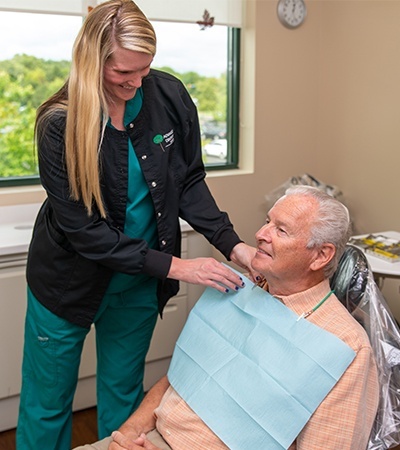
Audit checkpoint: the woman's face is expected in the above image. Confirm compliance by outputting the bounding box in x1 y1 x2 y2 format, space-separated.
103 47 153 105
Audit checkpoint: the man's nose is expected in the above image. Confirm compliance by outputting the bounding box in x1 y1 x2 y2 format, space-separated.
256 223 272 241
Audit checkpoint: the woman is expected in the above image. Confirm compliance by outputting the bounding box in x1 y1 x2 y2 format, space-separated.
16 1 257 449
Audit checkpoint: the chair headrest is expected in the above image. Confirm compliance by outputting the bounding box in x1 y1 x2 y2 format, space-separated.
330 244 369 311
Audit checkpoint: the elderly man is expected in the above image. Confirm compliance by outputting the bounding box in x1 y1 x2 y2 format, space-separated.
76 186 379 450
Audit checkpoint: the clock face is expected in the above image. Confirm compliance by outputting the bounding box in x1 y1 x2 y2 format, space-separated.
277 0 307 29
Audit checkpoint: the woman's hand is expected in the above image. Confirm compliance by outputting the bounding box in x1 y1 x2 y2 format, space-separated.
168 256 245 293
229 242 262 282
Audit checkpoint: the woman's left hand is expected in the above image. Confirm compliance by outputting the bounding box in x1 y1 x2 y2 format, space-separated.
229 242 262 282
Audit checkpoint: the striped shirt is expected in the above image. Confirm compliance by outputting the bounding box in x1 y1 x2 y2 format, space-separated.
154 280 379 449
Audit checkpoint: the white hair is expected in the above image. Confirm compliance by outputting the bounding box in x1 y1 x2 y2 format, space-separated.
281 185 352 278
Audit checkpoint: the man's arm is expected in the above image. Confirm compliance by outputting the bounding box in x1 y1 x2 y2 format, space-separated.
109 376 170 450
296 346 379 450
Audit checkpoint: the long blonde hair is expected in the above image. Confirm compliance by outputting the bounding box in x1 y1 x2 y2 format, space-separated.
36 0 156 217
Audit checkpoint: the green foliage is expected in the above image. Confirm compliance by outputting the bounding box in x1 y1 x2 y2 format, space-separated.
0 55 226 180
154 65 226 121
0 54 70 178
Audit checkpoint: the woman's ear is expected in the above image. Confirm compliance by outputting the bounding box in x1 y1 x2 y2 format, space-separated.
310 243 336 272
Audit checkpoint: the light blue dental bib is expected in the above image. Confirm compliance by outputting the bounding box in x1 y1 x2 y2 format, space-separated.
168 273 355 450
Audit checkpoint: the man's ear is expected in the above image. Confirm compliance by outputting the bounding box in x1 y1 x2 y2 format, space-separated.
310 243 336 272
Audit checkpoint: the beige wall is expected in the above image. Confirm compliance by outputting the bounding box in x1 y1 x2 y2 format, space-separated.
208 0 400 316
209 0 400 240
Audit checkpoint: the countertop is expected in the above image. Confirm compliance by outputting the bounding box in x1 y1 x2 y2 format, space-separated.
0 202 192 258
0 203 41 257
352 231 400 278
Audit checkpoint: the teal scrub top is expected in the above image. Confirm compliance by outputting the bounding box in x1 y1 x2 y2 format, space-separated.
106 89 158 294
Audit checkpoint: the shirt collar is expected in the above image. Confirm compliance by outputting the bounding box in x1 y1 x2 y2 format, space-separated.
274 279 333 317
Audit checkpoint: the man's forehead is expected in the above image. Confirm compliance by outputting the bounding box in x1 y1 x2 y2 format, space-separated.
274 194 317 213
270 195 317 231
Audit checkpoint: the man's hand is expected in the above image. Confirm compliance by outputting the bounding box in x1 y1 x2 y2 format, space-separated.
110 431 161 450
107 376 170 450
108 426 143 450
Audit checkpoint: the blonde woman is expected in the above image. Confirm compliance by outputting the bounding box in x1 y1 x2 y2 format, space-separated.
16 1 258 448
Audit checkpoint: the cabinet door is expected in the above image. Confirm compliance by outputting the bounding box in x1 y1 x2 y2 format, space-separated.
146 234 189 363
0 259 97 426
0 260 97 396
146 292 188 363
0 262 26 399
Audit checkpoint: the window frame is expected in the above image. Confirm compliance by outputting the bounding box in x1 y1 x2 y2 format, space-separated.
0 13 240 187
206 27 240 172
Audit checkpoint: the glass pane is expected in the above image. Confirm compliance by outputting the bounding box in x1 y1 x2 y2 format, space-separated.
0 11 81 180
152 21 228 165
0 12 230 182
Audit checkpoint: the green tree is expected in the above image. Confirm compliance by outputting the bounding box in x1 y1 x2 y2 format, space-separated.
0 54 69 178
0 56 227 180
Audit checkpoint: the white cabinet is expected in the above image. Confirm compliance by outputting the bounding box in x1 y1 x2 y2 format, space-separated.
0 256 27 431
0 227 212 432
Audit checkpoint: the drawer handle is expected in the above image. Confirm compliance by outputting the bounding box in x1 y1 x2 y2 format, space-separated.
163 303 178 313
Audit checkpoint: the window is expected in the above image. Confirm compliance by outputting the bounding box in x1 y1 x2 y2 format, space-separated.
0 11 82 186
0 7 240 186
152 22 240 170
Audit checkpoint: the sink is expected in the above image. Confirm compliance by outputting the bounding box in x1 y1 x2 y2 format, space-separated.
14 225 34 231
0 203 41 256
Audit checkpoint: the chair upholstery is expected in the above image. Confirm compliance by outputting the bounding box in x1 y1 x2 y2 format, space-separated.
330 244 400 450
330 244 369 313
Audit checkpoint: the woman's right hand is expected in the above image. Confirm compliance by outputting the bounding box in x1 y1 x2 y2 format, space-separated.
167 257 245 293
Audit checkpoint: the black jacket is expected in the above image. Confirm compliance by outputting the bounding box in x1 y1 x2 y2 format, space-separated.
27 69 242 328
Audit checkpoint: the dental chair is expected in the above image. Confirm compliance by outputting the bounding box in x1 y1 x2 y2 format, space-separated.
330 244 400 450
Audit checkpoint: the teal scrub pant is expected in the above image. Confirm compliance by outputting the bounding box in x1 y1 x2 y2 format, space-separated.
16 279 158 450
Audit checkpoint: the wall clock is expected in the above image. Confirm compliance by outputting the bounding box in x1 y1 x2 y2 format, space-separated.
277 0 307 29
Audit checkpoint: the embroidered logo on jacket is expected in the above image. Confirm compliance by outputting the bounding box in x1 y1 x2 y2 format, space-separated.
153 129 174 152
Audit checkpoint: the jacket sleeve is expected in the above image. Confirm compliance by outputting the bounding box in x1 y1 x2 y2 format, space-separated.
175 84 243 260
37 113 171 279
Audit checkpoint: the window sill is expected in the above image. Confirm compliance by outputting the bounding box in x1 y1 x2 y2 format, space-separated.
206 167 253 178
0 185 46 207
0 165 254 208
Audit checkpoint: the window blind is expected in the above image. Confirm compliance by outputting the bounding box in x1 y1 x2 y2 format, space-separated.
133 0 242 27
0 0 84 16
0 0 243 27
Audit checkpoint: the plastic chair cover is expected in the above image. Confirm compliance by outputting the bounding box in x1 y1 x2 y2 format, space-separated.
330 245 400 449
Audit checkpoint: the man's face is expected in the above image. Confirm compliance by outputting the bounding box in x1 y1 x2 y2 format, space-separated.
252 194 320 287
